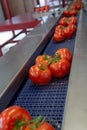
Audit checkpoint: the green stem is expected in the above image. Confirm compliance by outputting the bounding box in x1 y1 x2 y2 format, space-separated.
13 116 44 130
53 53 61 62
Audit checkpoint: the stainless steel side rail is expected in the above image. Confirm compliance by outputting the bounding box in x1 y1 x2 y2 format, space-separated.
62 10 87 130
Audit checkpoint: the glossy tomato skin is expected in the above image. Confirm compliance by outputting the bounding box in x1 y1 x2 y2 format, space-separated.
35 55 52 66
55 25 65 32
70 9 77 16
64 26 74 39
63 10 70 17
29 64 52 85
55 48 72 63
76 2 82 10
0 106 32 130
53 29 66 42
71 3 77 9
59 17 68 26
49 58 70 78
36 122 55 130
64 24 77 39
44 5 50 11
35 55 48 66
68 24 77 33
68 16 77 25
23 122 55 130
40 6 45 12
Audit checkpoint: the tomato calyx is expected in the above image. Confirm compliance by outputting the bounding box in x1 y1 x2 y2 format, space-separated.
13 118 26 130
43 54 51 60
53 54 61 63
43 54 53 66
13 116 44 130
40 64 46 70
35 54 53 67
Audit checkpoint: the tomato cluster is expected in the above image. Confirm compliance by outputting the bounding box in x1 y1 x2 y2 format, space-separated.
29 48 72 85
34 5 50 13
53 0 83 43
53 16 77 42
0 106 55 130
59 16 77 26
63 1 83 17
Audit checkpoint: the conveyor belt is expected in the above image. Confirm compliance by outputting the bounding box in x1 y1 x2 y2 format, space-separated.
8 24 76 130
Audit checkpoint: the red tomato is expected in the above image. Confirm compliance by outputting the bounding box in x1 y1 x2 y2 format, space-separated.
53 29 66 42
35 54 52 66
29 64 52 85
36 122 55 130
68 16 77 25
44 5 50 11
76 2 82 10
71 3 77 9
64 26 73 39
23 122 55 130
63 10 70 17
0 106 32 130
40 6 45 12
55 25 65 32
64 24 77 39
69 9 77 16
68 24 77 33
49 58 70 78
59 17 68 26
77 4 81 9
55 48 72 63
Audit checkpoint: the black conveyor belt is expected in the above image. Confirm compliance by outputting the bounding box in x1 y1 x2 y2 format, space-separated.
8 15 79 129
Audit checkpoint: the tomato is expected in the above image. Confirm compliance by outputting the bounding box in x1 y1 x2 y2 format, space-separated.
71 3 77 9
0 106 32 130
59 17 68 26
29 64 52 85
68 16 77 25
55 48 72 63
23 122 55 130
40 6 45 12
64 8 77 16
55 25 65 32
64 24 77 39
63 10 70 17
53 29 66 42
44 5 50 11
77 4 82 9
68 24 77 33
69 9 77 16
35 54 52 66
64 26 73 39
36 122 55 130
49 58 70 78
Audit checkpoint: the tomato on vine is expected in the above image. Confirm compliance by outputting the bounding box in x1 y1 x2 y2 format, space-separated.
29 64 52 85
35 54 52 66
0 106 32 130
49 54 70 78
53 29 66 42
55 48 72 64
